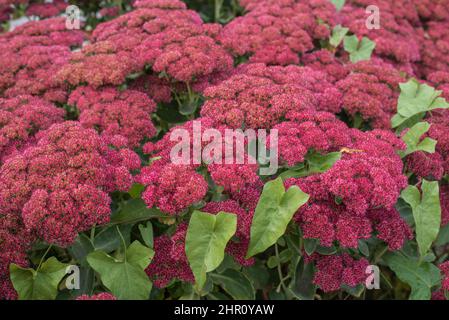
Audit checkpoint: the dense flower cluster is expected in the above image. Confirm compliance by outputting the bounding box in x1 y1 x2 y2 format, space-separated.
418 21 449 78
287 129 411 250
57 0 233 88
0 95 65 163
0 18 84 102
275 111 350 166
26 0 66 18
0 215 33 300
336 59 404 129
301 50 349 83
201 63 342 129
0 122 140 247
406 111 449 180
138 117 260 214
145 223 194 288
68 86 157 147
340 0 422 74
220 0 338 65
308 253 369 292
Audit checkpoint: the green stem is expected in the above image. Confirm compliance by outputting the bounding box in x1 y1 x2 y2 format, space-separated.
214 0 223 22
275 243 287 293
37 245 53 271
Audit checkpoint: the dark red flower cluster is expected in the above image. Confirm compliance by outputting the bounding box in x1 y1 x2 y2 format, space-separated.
220 0 338 65
406 110 449 180
57 0 233 88
0 121 140 247
0 95 65 163
275 111 350 166
308 253 369 292
0 18 84 102
340 0 422 74
0 215 33 300
301 49 349 83
287 129 410 250
413 0 449 22
419 21 449 77
201 63 342 129
145 223 194 288
336 59 405 129
68 86 157 147
138 117 260 214
26 0 66 18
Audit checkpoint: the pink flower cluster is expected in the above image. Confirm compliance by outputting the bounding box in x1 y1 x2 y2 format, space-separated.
419 21 449 77
0 95 65 163
308 253 369 292
26 0 66 18
0 18 84 102
0 121 140 247
336 59 404 129
145 223 194 288
57 0 233 88
406 110 449 180
275 111 350 166
220 0 338 65
286 129 411 250
301 50 349 83
340 0 422 74
201 63 342 129
0 215 33 300
138 117 260 214
68 86 157 147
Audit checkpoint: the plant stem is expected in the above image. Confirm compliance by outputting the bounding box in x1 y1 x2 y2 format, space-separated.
37 244 53 271
275 243 287 293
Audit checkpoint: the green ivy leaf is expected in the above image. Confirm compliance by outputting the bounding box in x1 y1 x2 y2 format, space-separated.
87 241 154 300
344 35 376 63
110 199 165 224
288 259 316 300
243 262 270 290
68 234 94 267
10 257 67 300
392 79 449 129
139 221 154 249
210 270 255 300
435 224 449 246
358 240 370 257
399 122 437 158
330 0 345 11
330 25 349 47
384 251 441 300
304 238 319 255
307 151 342 173
128 183 145 199
93 224 133 253
280 152 341 179
246 177 309 258
185 211 237 290
401 180 441 257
